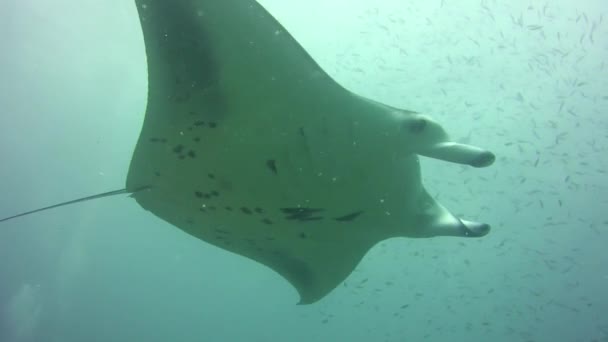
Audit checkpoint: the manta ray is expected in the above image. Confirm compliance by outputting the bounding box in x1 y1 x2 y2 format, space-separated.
1 0 495 304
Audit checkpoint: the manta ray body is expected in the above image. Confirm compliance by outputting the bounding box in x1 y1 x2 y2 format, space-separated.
2 0 495 304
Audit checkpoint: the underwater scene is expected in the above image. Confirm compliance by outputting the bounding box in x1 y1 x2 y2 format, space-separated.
0 0 606 341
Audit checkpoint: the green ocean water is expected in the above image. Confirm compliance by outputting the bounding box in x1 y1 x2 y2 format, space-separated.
0 0 607 341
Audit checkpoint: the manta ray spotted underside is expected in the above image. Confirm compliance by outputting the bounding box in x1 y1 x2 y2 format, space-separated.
1 0 495 304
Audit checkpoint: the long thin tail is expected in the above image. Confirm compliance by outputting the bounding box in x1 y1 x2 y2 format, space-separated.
0 186 150 223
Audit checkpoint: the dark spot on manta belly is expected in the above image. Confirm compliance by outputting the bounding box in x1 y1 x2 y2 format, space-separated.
266 159 278 175
261 218 273 225
281 208 325 221
334 210 364 222
241 207 253 215
188 150 196 158
280 208 324 214
173 145 184 154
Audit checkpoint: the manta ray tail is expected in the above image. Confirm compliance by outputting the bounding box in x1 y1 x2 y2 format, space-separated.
0 186 151 223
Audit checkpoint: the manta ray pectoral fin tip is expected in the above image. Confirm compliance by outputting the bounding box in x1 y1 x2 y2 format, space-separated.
296 294 322 305
293 285 325 305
